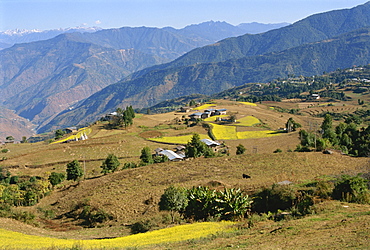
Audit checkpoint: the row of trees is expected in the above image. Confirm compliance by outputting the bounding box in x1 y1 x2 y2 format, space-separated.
298 114 370 156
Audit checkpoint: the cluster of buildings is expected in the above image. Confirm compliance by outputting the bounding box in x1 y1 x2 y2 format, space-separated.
154 138 221 161
187 108 227 120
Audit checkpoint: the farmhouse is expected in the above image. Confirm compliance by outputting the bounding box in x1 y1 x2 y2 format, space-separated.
180 106 192 113
311 94 320 99
214 109 227 115
189 112 203 120
201 139 221 151
154 148 164 155
158 149 184 161
65 127 78 133
201 112 211 119
189 108 228 120
174 145 186 152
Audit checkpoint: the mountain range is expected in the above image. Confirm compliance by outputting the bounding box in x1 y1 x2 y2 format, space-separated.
1 21 290 139
39 1 370 132
0 22 289 50
1 2 370 138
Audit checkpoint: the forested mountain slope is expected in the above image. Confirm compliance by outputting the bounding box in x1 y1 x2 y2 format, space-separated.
40 27 370 132
128 1 370 80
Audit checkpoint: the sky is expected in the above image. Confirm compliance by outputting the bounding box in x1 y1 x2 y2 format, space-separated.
0 0 368 31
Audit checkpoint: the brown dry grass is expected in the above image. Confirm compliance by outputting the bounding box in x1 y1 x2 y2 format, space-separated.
161 201 370 250
1 99 370 244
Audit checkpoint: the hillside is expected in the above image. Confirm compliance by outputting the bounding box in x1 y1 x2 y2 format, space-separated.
0 97 369 248
0 107 35 140
0 27 102 50
128 1 370 80
1 21 262 138
41 27 370 132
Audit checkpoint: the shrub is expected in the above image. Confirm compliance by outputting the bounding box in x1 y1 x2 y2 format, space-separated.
1 149 9 153
153 155 169 163
159 186 188 222
12 211 36 225
49 172 65 186
253 184 296 213
332 174 370 204
122 162 138 169
295 194 314 216
79 204 113 227
183 186 218 221
215 188 253 220
182 186 252 221
273 148 283 153
236 144 246 155
131 219 153 234
314 180 334 199
9 176 19 184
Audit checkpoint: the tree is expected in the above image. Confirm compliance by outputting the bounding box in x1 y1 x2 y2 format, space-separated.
321 114 333 134
285 117 301 132
21 136 28 143
189 100 196 107
111 106 135 128
5 136 14 142
49 172 65 186
321 114 337 145
236 144 246 155
66 160 83 181
159 186 188 223
140 147 153 165
228 113 237 123
185 133 210 158
101 154 120 174
332 175 370 204
54 129 65 139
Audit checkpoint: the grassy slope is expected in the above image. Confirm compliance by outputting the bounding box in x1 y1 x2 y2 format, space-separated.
1 99 370 248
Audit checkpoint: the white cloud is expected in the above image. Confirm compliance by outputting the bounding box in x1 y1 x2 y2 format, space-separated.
95 20 102 25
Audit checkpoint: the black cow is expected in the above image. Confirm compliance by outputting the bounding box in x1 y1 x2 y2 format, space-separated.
242 174 251 179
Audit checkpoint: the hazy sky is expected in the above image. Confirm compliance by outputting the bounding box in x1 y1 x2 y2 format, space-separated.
0 0 368 31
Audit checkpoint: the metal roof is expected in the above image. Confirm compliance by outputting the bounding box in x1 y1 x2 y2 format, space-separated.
159 150 184 161
201 139 220 146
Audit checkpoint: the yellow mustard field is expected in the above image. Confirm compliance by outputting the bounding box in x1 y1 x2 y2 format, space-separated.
0 222 235 249
239 101 257 107
149 134 211 144
52 127 92 144
211 124 238 140
236 116 260 126
194 103 216 110
211 124 281 140
236 130 282 139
